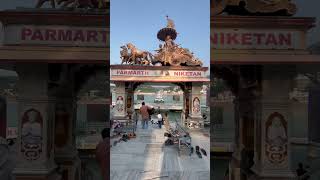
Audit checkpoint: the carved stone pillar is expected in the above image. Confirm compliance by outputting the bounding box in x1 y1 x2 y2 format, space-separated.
13 63 60 180
252 65 296 179
125 83 134 120
187 82 203 128
184 83 191 126
113 82 126 119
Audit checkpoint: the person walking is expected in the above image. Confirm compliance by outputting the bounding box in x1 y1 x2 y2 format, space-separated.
157 112 162 129
132 110 139 131
96 128 109 180
139 102 151 129
296 162 310 180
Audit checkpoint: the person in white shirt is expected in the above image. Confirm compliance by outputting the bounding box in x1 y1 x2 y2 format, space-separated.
157 112 162 129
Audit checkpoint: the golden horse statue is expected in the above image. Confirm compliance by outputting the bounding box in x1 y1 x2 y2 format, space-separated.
126 43 153 65
120 45 132 64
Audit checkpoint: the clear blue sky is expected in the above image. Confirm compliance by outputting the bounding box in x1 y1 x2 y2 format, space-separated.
110 0 210 66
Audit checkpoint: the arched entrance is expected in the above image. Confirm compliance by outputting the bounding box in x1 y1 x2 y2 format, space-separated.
110 15 210 179
111 65 209 129
132 82 185 123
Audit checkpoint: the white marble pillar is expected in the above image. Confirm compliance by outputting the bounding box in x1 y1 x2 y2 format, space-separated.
188 82 203 128
113 82 126 119
252 66 295 180
13 64 60 180
189 82 203 118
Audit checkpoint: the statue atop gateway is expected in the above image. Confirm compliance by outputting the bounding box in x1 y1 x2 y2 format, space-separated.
212 0 297 16
120 16 203 67
35 0 108 10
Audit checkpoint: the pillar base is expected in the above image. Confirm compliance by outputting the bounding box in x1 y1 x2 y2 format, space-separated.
251 165 295 180
55 156 81 180
308 142 320 158
112 116 128 120
14 168 61 180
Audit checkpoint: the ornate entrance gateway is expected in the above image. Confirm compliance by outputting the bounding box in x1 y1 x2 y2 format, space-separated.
211 1 320 180
0 4 109 180
111 65 208 128
111 18 209 129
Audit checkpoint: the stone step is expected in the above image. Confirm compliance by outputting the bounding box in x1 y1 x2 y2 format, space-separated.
110 170 210 180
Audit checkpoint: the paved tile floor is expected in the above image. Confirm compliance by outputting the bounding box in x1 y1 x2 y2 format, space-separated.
110 121 210 180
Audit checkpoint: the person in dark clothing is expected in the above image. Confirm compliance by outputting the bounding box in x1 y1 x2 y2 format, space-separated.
296 162 309 180
140 102 152 129
96 128 109 180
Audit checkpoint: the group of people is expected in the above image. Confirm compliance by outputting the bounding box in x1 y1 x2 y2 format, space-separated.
133 102 164 129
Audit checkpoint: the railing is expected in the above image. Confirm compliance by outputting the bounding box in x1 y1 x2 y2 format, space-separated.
133 103 183 110
164 117 192 153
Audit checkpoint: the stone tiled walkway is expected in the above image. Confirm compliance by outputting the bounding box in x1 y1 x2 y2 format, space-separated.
110 121 210 180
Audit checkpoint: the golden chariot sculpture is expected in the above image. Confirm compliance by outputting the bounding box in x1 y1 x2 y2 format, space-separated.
120 16 203 67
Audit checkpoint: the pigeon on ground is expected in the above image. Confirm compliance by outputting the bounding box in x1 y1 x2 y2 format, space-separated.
195 146 202 158
200 148 207 156
189 147 194 156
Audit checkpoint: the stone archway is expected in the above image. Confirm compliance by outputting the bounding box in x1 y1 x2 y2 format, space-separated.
111 65 209 129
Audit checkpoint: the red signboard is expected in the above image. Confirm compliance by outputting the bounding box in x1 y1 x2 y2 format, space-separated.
21 27 107 43
113 69 204 78
211 29 304 50
4 25 108 47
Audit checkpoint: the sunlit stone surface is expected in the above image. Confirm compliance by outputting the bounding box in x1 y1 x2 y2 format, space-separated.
110 121 210 180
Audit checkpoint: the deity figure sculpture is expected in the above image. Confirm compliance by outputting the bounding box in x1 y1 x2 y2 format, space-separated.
265 113 288 164
22 110 42 145
166 15 175 29
193 97 201 114
21 109 43 160
267 117 287 146
164 35 176 51
116 96 124 113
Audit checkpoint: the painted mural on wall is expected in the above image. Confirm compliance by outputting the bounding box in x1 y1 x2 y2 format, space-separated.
21 109 43 161
265 112 288 165
115 96 124 113
192 97 201 114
